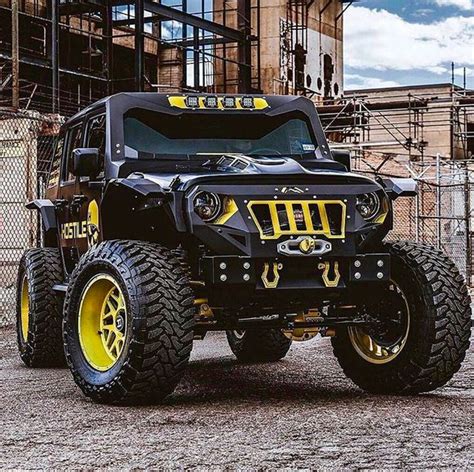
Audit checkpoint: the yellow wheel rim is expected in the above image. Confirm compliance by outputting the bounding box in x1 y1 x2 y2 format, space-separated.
78 274 127 371
20 275 29 341
348 282 410 365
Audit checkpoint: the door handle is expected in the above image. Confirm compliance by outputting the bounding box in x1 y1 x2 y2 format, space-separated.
71 194 88 207
54 199 68 209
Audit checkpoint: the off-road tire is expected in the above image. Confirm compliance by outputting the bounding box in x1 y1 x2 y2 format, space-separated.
332 241 471 394
16 248 65 367
227 329 292 362
63 240 195 404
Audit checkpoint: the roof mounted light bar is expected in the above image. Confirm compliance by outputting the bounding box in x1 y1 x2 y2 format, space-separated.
168 95 269 110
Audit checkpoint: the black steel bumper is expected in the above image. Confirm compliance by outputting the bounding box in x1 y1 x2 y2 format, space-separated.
200 253 390 290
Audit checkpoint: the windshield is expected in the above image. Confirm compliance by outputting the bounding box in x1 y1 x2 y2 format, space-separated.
123 110 317 158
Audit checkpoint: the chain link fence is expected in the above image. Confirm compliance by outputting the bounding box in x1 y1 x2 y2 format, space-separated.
0 111 472 327
0 110 63 326
354 154 473 286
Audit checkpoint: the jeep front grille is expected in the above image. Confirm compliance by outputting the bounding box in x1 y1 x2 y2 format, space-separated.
247 200 346 240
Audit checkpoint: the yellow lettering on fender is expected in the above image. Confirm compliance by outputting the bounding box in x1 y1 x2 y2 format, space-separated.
60 221 88 240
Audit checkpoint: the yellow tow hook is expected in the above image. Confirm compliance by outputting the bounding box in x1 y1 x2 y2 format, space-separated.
261 262 283 289
318 261 340 288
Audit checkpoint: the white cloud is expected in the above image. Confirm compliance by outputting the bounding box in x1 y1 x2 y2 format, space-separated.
433 0 473 10
344 73 400 90
344 7 474 73
426 65 474 75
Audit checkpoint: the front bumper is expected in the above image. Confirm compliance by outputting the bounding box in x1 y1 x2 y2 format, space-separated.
200 253 390 291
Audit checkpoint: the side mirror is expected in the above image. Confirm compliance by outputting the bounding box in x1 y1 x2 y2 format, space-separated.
73 148 99 178
331 149 351 172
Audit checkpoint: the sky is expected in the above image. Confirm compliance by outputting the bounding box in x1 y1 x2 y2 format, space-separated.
344 0 474 90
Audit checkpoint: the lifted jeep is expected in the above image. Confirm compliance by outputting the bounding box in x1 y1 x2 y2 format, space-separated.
17 93 471 404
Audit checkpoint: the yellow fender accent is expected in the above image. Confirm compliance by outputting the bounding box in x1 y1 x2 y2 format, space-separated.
86 199 100 248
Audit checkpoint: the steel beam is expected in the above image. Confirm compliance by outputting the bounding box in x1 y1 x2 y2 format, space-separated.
105 1 114 95
237 0 251 93
11 0 19 108
165 37 235 48
135 0 145 91
111 1 244 42
193 27 200 89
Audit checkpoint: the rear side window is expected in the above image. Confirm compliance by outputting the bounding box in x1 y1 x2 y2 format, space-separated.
48 135 64 188
86 114 106 177
62 124 82 183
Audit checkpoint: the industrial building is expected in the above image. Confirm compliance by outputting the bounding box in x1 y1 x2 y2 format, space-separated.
0 0 348 115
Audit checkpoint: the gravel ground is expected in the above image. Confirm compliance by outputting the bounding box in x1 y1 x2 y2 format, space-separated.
1 325 473 470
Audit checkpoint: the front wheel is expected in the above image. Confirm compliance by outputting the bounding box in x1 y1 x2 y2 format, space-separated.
63 240 195 404
332 241 471 394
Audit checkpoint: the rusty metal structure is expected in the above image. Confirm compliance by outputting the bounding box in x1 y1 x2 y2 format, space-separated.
1 0 261 115
0 0 350 115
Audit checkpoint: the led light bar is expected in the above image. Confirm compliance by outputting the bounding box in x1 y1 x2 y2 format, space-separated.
240 96 254 108
168 95 269 110
185 95 199 108
205 96 219 108
222 96 236 108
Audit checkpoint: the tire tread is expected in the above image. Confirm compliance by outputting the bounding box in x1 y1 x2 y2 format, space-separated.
63 240 194 404
332 240 471 394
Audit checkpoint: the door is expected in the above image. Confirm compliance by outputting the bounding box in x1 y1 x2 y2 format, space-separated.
57 122 84 274
75 113 106 255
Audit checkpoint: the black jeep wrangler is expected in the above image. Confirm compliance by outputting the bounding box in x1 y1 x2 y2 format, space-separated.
18 93 471 404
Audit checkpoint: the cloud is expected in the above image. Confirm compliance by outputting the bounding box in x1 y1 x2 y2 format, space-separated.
432 0 473 10
344 73 400 90
426 65 474 75
344 7 474 73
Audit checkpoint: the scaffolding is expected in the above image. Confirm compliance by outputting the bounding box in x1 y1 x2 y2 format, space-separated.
318 85 474 164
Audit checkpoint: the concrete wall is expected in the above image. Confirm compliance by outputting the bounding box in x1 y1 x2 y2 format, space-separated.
212 0 343 97
261 0 343 99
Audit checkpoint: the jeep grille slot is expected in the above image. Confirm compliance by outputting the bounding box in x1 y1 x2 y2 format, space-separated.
247 200 346 240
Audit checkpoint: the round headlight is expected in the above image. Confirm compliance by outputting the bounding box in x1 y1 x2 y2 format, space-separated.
193 191 222 222
356 192 381 221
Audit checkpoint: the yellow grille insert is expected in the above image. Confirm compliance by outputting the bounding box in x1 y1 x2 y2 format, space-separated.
247 200 346 240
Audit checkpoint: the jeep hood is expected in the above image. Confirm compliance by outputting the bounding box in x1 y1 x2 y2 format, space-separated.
122 154 378 192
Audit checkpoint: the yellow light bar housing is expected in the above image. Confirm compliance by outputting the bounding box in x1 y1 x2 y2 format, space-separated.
168 95 269 111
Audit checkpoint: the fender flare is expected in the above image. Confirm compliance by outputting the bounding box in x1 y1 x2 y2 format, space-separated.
26 199 57 232
382 178 417 200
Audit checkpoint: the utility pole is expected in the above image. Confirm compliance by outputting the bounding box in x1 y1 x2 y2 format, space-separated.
11 0 19 108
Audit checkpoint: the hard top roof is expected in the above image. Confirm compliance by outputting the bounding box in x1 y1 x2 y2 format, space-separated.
64 92 314 127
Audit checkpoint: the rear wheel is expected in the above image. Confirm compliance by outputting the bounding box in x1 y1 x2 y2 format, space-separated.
227 328 292 362
332 241 472 394
16 248 65 367
63 240 195 404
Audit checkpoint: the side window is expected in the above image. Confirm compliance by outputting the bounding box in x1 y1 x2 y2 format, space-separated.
48 135 64 188
86 114 106 177
62 124 82 183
